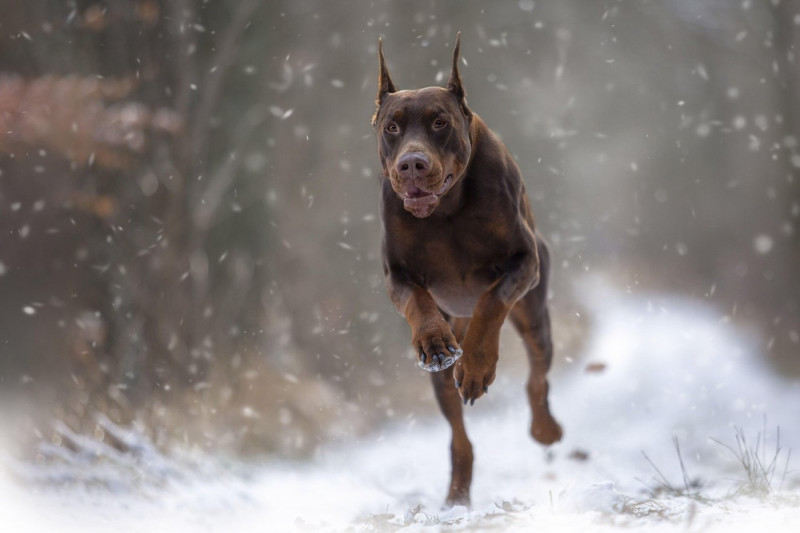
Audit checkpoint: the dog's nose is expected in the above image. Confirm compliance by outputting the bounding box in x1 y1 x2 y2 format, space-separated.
396 152 430 180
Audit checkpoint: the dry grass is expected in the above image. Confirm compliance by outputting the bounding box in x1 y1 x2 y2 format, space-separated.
639 437 706 502
710 420 792 496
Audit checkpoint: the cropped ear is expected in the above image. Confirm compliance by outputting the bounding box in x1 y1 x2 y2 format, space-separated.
447 32 471 119
376 38 396 106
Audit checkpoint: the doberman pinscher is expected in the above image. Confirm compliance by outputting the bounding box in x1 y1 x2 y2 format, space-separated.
372 33 563 506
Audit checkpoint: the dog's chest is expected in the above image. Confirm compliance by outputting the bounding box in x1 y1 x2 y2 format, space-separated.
408 223 510 317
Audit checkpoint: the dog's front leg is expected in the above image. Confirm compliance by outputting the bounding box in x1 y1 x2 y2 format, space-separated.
385 271 463 372
454 251 540 404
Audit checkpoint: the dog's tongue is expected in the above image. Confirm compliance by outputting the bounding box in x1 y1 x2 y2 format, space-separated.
403 194 439 218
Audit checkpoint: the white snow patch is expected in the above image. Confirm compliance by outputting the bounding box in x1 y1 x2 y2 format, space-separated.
3 280 799 532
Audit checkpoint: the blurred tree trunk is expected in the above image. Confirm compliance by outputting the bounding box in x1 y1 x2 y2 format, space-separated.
0 0 273 432
769 1 800 370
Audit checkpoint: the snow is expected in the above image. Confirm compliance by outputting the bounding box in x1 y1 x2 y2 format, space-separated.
2 280 799 532
754 235 774 254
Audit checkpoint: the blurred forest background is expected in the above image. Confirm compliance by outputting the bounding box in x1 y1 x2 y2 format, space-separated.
0 0 798 458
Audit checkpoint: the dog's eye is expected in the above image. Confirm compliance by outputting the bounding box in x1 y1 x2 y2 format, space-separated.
433 119 447 129
385 122 398 133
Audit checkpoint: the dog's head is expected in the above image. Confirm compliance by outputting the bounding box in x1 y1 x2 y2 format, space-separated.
372 33 473 218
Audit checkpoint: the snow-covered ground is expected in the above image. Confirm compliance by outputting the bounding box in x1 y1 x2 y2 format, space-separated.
2 283 799 532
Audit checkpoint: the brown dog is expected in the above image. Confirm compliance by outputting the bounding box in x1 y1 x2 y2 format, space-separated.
372 33 563 506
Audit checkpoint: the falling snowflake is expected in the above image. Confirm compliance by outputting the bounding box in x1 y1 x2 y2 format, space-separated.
269 106 294 119
518 0 535 12
754 235 773 254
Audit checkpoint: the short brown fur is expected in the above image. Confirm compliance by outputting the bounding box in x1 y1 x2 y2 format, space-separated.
373 33 562 506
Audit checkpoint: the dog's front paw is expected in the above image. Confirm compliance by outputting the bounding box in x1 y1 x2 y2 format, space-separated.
453 350 497 405
412 320 462 372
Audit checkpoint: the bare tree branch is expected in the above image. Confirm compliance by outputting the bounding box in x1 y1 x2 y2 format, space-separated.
193 103 269 230
167 0 199 173
190 0 263 165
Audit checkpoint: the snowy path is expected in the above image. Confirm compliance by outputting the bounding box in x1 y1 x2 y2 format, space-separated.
3 287 800 532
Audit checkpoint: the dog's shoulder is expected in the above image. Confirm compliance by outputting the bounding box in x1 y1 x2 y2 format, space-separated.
465 116 526 209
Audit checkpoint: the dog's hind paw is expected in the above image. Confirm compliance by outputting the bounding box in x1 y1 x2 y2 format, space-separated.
418 346 462 372
531 415 563 445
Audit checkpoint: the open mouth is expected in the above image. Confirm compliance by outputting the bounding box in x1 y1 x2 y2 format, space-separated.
435 174 454 195
402 174 453 218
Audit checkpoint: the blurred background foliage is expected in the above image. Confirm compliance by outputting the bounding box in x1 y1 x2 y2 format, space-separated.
0 0 797 458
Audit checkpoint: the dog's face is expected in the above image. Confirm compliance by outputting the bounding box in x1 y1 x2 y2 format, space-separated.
372 34 473 218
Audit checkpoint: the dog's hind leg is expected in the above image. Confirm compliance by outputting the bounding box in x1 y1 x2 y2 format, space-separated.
509 240 563 445
431 316 473 507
